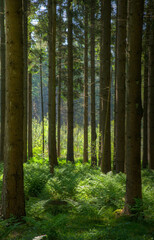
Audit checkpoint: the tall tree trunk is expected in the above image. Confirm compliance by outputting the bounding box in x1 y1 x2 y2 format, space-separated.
67 0 74 163
115 0 127 173
2 0 25 219
148 1 154 170
57 0 62 158
28 72 33 160
40 48 45 157
100 0 111 173
48 0 58 173
0 0 5 163
90 0 97 167
143 1 151 168
23 0 28 162
124 0 144 214
83 2 89 164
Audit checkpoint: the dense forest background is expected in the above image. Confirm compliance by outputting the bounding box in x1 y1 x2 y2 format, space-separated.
0 0 154 239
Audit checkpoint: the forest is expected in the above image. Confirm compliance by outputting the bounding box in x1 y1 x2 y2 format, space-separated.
0 0 154 239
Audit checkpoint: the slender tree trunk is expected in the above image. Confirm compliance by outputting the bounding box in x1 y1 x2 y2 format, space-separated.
2 0 25 219
40 49 45 157
67 0 74 163
57 0 62 158
115 0 127 173
48 0 58 173
23 0 28 162
148 1 154 170
0 0 5 163
100 0 111 173
124 0 144 214
143 1 150 168
83 3 89 164
28 72 33 160
90 0 97 166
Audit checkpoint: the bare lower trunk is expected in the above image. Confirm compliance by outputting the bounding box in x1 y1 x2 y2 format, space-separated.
28 72 33 159
124 0 144 213
40 50 44 157
2 0 25 219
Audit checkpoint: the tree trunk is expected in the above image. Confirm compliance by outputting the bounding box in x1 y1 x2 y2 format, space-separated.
57 0 62 158
90 0 97 167
124 0 144 214
115 0 127 173
148 1 154 170
143 1 151 169
83 2 89 164
40 49 45 157
0 0 5 163
2 0 25 219
48 0 58 173
100 0 111 173
23 0 28 162
67 0 74 163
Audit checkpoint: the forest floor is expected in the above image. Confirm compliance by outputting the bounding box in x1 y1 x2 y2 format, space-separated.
0 159 154 240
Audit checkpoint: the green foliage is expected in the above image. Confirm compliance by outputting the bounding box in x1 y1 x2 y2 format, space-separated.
24 161 50 197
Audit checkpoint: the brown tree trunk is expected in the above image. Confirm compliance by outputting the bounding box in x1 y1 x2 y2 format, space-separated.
2 0 25 219
23 0 28 162
57 0 62 158
115 0 127 173
124 0 144 214
48 0 58 173
67 0 74 163
40 48 45 157
0 0 5 163
148 1 154 170
83 2 89 164
100 0 111 173
143 1 151 169
90 0 97 167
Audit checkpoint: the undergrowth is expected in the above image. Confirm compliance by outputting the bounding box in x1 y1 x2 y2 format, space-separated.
0 160 154 240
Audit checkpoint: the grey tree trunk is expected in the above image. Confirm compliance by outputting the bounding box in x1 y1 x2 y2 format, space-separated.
100 0 111 173
83 2 89 164
115 0 127 173
90 0 97 166
67 0 74 163
2 0 25 219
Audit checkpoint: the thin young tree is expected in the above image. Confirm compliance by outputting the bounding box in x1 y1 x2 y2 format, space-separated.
100 0 111 173
48 0 58 173
115 0 127 173
0 0 5 163
2 0 25 218
83 1 89 164
67 0 74 163
90 0 97 166
124 0 144 214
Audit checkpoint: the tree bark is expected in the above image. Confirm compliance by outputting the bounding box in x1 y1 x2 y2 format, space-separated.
148 1 154 170
143 1 151 169
28 72 33 160
0 0 5 163
83 2 89 164
90 0 97 167
67 0 74 163
100 0 111 173
124 0 144 213
115 0 127 173
57 0 62 158
2 0 25 218
48 0 58 173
